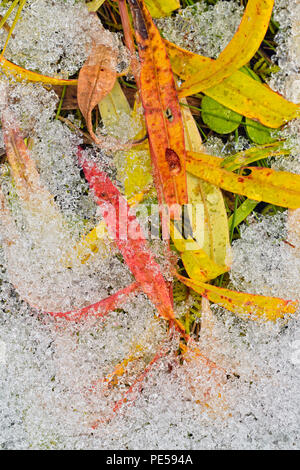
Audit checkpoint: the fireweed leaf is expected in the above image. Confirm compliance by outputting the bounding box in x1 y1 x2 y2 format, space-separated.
77 43 119 148
128 0 188 216
0 55 78 85
79 153 185 332
145 0 180 18
178 0 275 97
241 67 277 144
186 151 300 210
176 274 299 322
172 101 231 281
165 41 300 128
221 141 290 172
47 282 140 321
99 80 153 198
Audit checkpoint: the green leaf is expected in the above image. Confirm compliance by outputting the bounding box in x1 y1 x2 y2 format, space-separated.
241 67 277 144
201 95 242 134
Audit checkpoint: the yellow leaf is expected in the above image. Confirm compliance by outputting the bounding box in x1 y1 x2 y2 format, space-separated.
98 78 131 128
178 0 275 97
176 274 299 322
221 141 290 172
172 101 231 281
86 0 106 12
186 151 300 210
99 80 153 198
0 56 77 86
166 41 299 128
145 0 180 18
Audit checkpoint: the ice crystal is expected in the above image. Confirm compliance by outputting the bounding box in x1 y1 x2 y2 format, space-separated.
0 0 122 77
0 0 300 452
156 1 244 59
230 212 300 300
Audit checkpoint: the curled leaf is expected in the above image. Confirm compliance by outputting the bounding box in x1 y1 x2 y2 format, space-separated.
178 0 275 97
166 41 300 128
0 55 77 85
77 43 118 147
186 151 300 210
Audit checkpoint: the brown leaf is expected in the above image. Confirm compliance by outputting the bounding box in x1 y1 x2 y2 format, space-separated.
77 43 118 147
53 85 78 110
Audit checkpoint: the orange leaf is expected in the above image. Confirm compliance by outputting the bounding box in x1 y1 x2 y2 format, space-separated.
128 0 188 216
176 274 298 322
77 43 118 147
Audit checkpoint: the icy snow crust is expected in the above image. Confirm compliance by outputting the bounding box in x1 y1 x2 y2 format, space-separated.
0 0 300 450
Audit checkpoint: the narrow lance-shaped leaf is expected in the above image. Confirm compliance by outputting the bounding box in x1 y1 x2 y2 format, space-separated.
165 41 300 128
186 151 300 210
0 55 78 85
128 0 188 216
228 199 259 230
176 274 298 323
77 43 119 148
241 67 277 144
79 152 185 332
99 80 153 198
221 141 290 172
178 0 275 97
145 0 180 18
86 0 106 11
171 100 231 282
47 282 140 321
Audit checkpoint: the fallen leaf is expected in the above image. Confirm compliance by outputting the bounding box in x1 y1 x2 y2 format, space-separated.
128 0 188 216
98 80 153 198
242 67 277 143
221 141 290 172
176 273 299 322
0 55 77 85
77 43 118 147
165 41 300 128
186 151 300 209
171 100 231 281
79 152 185 332
47 282 140 321
86 0 106 12
145 0 180 18
178 0 275 97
